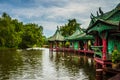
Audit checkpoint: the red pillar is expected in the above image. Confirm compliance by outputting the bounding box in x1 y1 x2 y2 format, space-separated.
84 42 88 50
50 42 52 48
62 42 64 51
56 41 58 48
72 42 74 49
56 41 59 51
97 37 100 46
78 41 80 50
102 38 107 61
49 42 53 51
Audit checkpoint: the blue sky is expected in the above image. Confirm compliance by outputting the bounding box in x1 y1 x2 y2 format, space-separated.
0 0 120 37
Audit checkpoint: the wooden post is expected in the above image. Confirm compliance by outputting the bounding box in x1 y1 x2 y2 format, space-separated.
50 42 53 50
86 41 88 50
94 36 98 46
55 41 58 51
96 62 102 69
49 42 53 51
62 41 65 52
50 42 51 48
96 69 103 80
72 42 74 49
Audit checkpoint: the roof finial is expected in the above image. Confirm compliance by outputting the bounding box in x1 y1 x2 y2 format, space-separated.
97 11 99 16
116 3 120 9
99 7 104 15
118 21 120 30
57 26 59 30
90 13 95 19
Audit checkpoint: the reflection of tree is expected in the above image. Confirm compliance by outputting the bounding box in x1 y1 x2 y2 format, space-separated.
79 56 84 67
0 49 43 79
82 56 95 80
51 52 96 80
64 57 80 76
22 50 42 69
0 49 23 79
48 52 95 80
49 51 53 61
52 52 80 76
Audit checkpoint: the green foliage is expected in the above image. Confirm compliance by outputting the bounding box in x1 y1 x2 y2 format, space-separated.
19 23 44 48
112 49 120 63
60 19 80 37
0 12 45 49
65 41 70 48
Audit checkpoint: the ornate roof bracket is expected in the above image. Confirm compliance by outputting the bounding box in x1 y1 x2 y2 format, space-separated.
99 31 108 39
90 13 95 19
119 21 120 30
97 11 99 16
116 3 120 9
99 7 104 15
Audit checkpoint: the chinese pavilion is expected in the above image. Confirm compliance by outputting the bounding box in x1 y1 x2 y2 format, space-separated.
48 27 65 51
66 25 94 54
86 3 120 68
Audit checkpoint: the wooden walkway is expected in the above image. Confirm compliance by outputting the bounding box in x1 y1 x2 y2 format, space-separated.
49 48 94 56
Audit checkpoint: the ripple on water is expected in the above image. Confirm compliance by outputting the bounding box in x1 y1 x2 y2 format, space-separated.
0 48 95 80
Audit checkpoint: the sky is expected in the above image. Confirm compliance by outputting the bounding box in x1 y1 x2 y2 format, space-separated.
0 0 120 37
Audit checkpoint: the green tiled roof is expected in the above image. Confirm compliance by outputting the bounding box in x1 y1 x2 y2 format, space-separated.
75 33 94 40
87 3 120 33
87 19 119 33
116 3 120 9
66 26 84 40
48 28 65 41
95 4 120 20
66 26 94 41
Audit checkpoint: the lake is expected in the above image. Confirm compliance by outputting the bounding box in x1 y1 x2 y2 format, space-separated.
0 48 95 80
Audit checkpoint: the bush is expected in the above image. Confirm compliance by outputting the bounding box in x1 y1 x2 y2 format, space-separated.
112 49 120 63
65 41 70 48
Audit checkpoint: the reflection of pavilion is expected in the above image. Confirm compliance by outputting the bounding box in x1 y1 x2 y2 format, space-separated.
49 51 95 80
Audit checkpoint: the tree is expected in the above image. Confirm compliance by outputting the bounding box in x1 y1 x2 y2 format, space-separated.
60 19 80 37
19 23 44 48
0 12 45 49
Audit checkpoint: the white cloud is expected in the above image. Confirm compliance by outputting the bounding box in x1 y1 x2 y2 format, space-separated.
0 0 120 37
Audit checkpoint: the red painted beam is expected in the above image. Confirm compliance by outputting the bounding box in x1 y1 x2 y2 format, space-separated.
94 58 112 65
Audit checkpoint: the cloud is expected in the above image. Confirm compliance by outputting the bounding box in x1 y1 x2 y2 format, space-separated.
0 0 120 37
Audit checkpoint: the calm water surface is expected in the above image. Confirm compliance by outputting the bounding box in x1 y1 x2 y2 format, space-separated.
0 48 95 80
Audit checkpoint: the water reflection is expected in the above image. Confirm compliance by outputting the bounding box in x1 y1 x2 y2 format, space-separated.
0 49 43 80
0 48 95 80
0 49 23 80
49 51 95 80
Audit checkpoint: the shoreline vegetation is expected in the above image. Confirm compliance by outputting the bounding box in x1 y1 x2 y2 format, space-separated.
0 12 78 49
0 12 46 49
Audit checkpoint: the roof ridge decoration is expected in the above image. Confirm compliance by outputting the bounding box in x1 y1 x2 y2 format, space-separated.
103 3 120 19
116 3 120 9
97 11 99 17
48 26 65 41
90 13 95 19
66 25 85 40
87 3 120 33
88 3 120 28
99 7 104 15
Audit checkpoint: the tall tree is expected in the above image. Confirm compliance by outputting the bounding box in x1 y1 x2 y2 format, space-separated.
0 12 45 49
60 19 80 37
19 23 44 48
